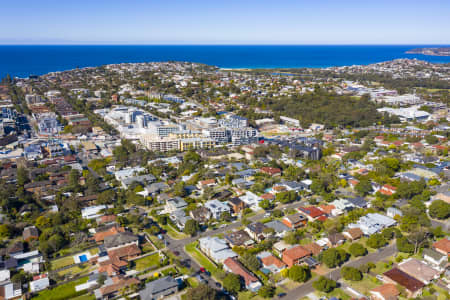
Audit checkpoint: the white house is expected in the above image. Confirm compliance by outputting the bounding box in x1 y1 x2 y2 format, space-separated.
198 237 237 263
29 275 50 292
239 191 262 211
81 205 107 219
204 200 230 219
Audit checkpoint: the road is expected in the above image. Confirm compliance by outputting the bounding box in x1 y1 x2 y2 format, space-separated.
161 200 306 290
282 243 397 300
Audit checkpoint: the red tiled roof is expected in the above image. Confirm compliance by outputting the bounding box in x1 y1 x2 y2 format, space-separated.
107 244 141 260
371 283 400 298
260 193 275 200
224 257 259 287
260 167 281 175
298 206 325 218
319 204 335 214
283 245 311 261
383 268 424 292
433 238 450 254
94 226 125 243
302 243 322 256
261 254 286 269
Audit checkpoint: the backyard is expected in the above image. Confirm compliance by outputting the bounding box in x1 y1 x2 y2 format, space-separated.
134 253 162 271
32 277 90 300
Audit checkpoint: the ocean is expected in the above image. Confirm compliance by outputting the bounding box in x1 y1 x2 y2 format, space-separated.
1 45 450 79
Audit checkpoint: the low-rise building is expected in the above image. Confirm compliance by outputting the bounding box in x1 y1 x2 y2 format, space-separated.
223 257 262 292
139 276 179 300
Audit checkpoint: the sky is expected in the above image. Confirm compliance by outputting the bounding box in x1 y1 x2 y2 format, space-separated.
1 0 449 45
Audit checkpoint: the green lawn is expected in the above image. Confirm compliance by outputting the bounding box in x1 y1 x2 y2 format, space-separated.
51 256 75 270
89 247 100 255
32 277 89 300
134 253 161 271
71 294 96 300
147 234 165 249
185 241 221 279
344 275 381 295
186 277 199 288
57 264 92 277
316 288 351 300
372 260 393 275
162 224 188 239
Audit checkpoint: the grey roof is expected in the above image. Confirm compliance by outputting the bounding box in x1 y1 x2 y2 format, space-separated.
347 197 367 208
247 222 267 235
139 276 178 300
146 182 169 194
103 232 138 249
167 197 187 209
265 220 292 233
423 248 446 261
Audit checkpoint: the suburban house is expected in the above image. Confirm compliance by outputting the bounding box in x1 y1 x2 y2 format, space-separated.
23 226 39 242
245 222 270 242
259 167 281 176
282 245 311 267
282 213 307 229
81 205 107 219
197 178 216 192
139 276 179 300
169 209 192 231
327 233 346 247
432 238 450 256
343 227 363 241
189 207 212 224
257 251 286 273
383 268 424 298
397 258 440 285
103 232 139 251
204 199 230 219
422 248 447 271
94 225 126 243
386 207 403 218
348 213 396 236
227 197 246 214
264 220 292 238
380 184 397 196
224 230 254 248
223 257 262 292
165 197 188 213
302 242 323 256
273 240 291 256
29 273 50 292
370 283 400 300
239 191 262 210
199 237 237 263
94 277 140 299
297 206 327 222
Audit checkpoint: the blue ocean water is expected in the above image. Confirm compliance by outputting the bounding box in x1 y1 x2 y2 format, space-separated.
1 45 450 79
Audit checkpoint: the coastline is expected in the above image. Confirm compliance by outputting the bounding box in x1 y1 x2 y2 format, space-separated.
2 45 450 78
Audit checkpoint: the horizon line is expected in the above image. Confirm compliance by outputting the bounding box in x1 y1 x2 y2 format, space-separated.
1 43 450 46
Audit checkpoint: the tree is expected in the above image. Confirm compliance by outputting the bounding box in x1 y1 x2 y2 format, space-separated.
174 181 187 197
185 284 224 300
259 199 274 210
366 233 387 249
17 167 29 186
429 200 450 220
349 243 367 257
242 253 260 272
223 273 241 294
355 179 372 196
184 219 199 236
276 191 297 204
319 248 348 268
396 237 414 254
0 224 11 238
258 285 275 298
288 265 310 282
341 266 363 281
313 276 336 293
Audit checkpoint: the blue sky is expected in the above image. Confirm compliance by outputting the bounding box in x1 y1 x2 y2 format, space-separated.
1 0 449 44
